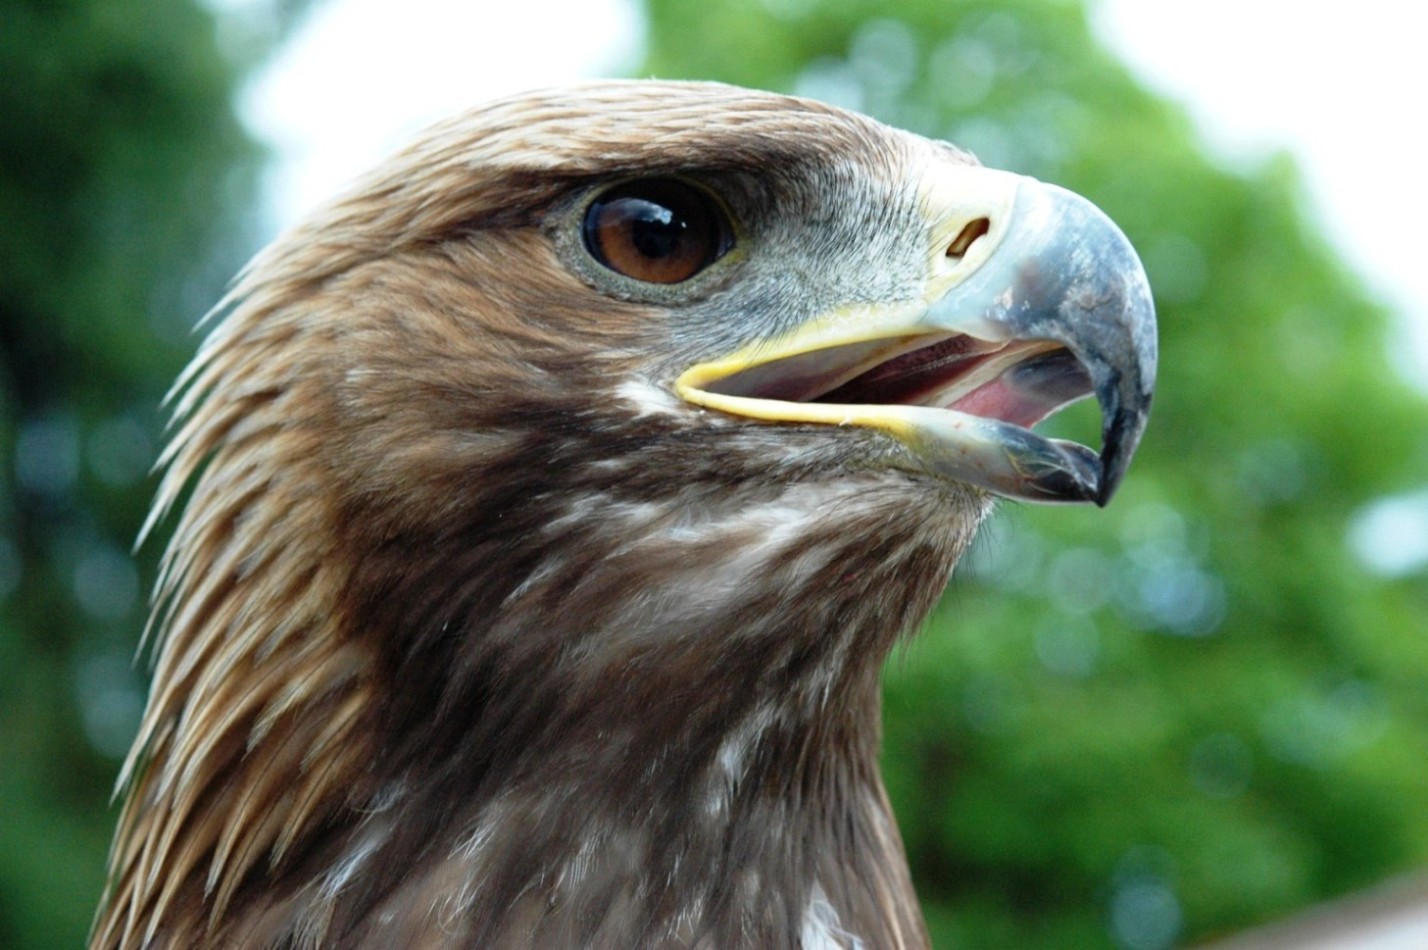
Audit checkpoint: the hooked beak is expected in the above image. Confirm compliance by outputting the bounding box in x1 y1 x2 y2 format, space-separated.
675 168 1157 506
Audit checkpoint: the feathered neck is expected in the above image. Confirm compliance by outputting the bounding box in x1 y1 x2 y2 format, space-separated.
314 474 972 948
100 425 981 948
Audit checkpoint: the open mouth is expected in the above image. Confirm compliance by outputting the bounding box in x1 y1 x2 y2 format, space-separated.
675 171 1155 506
699 333 1095 432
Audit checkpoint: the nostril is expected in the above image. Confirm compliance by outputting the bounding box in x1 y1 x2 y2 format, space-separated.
946 217 990 260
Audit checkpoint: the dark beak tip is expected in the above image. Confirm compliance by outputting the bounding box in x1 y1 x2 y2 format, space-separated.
1094 478 1117 508
1093 401 1151 507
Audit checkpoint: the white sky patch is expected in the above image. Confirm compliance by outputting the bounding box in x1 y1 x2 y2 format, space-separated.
1094 0 1428 390
1350 492 1428 577
227 0 643 227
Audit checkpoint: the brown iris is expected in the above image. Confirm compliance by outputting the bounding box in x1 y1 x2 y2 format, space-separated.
583 179 733 284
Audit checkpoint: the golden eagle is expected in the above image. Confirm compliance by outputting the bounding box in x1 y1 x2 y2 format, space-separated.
94 81 1155 948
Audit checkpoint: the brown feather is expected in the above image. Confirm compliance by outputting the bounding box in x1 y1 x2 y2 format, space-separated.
94 81 998 949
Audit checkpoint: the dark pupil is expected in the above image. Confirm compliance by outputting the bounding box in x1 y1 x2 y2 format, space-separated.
625 200 684 259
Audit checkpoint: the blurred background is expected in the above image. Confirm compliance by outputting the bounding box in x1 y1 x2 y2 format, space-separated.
2 0 1425 947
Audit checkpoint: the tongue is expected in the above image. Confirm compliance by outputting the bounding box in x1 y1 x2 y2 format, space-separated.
815 335 1002 404
948 349 1093 427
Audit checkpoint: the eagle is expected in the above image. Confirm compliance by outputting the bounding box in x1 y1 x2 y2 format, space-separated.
94 81 1155 949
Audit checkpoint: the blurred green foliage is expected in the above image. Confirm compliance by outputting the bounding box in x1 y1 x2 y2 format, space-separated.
4 0 1426 947
644 0 1428 946
0 0 277 944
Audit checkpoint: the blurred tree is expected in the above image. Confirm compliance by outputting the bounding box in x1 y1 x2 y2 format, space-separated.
642 1 1428 948
0 0 305 944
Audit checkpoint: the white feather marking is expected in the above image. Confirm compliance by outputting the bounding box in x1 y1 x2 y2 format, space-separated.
615 378 686 418
319 820 390 900
802 883 866 950
454 801 510 861
705 703 776 819
558 831 602 893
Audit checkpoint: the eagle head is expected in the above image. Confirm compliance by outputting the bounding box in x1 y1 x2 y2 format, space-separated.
96 81 1154 949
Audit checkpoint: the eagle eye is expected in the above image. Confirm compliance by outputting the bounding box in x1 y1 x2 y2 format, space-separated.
582 179 733 284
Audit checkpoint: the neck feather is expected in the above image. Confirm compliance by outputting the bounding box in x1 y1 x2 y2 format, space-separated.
100 414 984 948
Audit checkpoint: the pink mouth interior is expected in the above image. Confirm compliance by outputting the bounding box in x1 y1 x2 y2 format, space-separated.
703 333 1094 429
